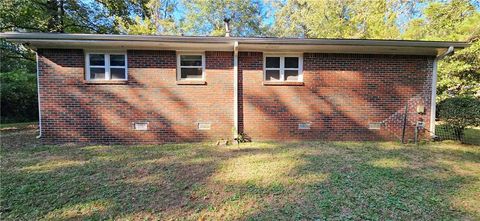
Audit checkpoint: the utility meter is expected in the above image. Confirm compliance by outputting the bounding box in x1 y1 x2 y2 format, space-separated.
416 121 425 129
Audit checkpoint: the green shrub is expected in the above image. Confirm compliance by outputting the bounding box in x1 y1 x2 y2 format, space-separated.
438 96 480 141
0 70 38 123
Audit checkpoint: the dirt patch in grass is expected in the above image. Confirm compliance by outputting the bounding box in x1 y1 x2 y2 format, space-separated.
1 132 479 220
1 129 40 149
0 122 38 131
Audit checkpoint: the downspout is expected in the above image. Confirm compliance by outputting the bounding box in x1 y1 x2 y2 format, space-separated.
233 41 239 139
430 46 454 135
35 52 42 139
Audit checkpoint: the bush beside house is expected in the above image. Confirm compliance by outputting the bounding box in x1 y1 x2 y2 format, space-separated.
0 70 38 123
438 96 480 142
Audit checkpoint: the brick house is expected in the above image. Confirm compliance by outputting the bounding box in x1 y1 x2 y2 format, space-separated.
1 32 468 144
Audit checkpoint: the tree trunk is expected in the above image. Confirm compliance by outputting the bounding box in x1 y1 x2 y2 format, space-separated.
46 0 65 32
454 127 465 142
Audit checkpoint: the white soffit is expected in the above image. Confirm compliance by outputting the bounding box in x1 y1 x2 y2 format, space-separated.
237 44 443 55
15 40 234 51
0 32 469 56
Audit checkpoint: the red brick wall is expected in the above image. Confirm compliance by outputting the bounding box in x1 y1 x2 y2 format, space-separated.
38 49 433 143
38 49 233 144
240 53 434 141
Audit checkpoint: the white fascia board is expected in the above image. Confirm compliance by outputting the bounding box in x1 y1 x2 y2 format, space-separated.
1 32 468 55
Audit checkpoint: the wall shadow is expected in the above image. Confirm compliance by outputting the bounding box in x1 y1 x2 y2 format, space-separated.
38 49 233 144
239 53 434 142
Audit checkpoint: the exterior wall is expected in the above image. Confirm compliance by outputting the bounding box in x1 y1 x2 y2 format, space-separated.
240 52 433 141
38 48 433 144
38 49 233 144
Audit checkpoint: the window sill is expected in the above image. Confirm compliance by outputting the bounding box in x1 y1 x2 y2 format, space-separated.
176 80 207 85
263 81 304 86
84 80 128 85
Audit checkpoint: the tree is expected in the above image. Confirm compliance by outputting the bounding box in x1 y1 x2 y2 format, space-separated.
273 0 419 39
0 70 38 123
402 0 480 101
438 97 480 141
273 0 354 38
0 0 122 72
114 0 179 35
0 0 132 122
180 0 269 37
403 0 479 41
438 38 480 100
0 0 119 34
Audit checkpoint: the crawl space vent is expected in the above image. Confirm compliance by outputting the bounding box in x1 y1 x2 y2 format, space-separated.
197 123 211 130
133 122 148 131
298 123 311 130
368 122 382 130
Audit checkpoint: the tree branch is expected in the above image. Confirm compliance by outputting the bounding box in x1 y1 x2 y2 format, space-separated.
0 25 44 32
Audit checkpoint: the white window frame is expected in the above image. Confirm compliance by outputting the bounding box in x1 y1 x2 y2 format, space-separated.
85 51 128 81
177 52 206 81
263 54 303 82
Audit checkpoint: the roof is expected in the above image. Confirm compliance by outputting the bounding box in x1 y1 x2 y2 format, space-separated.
0 32 470 56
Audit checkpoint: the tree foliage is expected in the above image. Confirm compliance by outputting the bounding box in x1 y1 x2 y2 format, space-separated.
438 96 480 140
181 0 269 37
403 0 479 41
113 0 179 35
0 0 118 34
0 70 38 123
438 39 480 100
272 0 479 102
400 0 480 101
439 97 480 128
272 0 420 39
0 0 121 72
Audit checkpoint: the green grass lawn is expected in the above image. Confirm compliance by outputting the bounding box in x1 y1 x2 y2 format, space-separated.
464 127 480 145
1 132 479 220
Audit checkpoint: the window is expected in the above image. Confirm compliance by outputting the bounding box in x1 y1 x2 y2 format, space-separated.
177 53 205 81
264 55 303 82
86 52 127 81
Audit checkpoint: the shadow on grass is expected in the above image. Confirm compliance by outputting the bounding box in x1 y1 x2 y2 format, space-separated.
245 142 479 220
1 141 479 220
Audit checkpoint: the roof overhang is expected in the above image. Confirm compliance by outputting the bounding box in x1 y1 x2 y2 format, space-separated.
0 32 470 56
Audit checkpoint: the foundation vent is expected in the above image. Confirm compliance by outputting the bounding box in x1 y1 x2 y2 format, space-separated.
368 122 383 130
197 122 211 130
133 122 148 131
298 123 311 130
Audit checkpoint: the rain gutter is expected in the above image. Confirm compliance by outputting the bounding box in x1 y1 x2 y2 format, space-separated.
430 46 454 135
233 41 239 139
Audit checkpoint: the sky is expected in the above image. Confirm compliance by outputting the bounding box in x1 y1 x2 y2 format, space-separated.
168 0 480 33
85 0 480 35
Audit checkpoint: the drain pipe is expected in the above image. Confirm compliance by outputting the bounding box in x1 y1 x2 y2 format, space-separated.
35 52 42 139
233 41 239 139
430 46 454 135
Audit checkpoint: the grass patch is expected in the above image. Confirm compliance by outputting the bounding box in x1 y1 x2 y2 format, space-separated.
0 121 38 137
0 121 37 129
464 128 480 145
1 132 479 220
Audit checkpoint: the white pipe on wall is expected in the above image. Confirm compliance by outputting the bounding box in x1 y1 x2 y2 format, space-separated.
233 41 239 138
430 46 454 135
35 52 42 139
